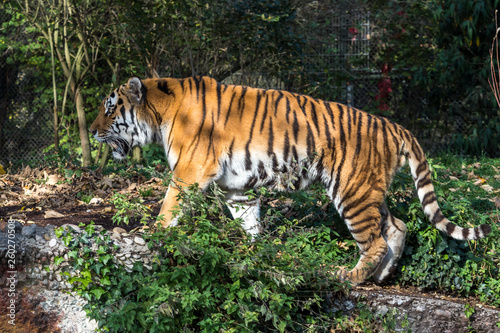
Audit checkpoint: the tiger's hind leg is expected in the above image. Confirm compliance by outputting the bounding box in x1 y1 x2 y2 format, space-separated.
372 202 407 283
337 201 389 285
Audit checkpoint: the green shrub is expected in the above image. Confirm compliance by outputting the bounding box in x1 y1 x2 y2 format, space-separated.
55 184 360 332
389 156 500 306
110 192 152 226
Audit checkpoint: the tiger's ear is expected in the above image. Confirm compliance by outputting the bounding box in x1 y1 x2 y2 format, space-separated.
126 77 143 104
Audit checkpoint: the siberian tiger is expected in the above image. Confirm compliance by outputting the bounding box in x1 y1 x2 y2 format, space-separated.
89 76 491 285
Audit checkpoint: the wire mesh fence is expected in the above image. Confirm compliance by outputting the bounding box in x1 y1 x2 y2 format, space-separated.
0 31 54 167
291 1 488 154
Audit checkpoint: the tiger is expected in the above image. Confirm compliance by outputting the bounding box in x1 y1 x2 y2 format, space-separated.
89 76 491 285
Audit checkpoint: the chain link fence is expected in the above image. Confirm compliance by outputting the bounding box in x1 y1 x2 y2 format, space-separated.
0 6 55 167
293 1 486 154
0 35 54 168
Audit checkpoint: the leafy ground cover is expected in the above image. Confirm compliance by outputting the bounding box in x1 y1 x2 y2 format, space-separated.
0 154 499 331
389 156 500 306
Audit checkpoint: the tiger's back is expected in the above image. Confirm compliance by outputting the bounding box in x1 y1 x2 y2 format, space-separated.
174 78 400 191
90 76 491 285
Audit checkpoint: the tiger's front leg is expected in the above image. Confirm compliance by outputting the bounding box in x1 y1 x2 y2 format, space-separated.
158 185 182 228
225 190 261 239
157 162 219 228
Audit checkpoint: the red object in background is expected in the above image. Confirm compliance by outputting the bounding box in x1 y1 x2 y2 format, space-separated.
348 27 358 42
375 64 392 111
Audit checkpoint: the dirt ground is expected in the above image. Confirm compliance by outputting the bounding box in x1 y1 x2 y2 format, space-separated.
0 165 164 232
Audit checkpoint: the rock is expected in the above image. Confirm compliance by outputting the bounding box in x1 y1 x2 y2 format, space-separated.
10 220 23 233
136 245 148 253
44 224 56 235
375 305 389 316
22 225 37 237
63 224 82 233
89 197 104 205
44 210 65 219
123 237 133 245
103 206 115 214
344 300 355 311
134 236 146 245
49 238 57 247
435 309 452 318
46 174 59 185
94 225 105 232
415 304 426 312
113 227 127 234
349 289 500 332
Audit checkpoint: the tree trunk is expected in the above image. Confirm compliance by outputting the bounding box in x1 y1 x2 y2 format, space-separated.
132 146 142 163
100 144 110 169
75 87 92 167
48 27 59 152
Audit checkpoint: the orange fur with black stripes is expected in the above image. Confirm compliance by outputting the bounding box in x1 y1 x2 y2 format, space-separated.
90 76 491 285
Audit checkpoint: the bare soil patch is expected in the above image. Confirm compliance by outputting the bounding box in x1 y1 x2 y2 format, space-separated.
0 165 164 232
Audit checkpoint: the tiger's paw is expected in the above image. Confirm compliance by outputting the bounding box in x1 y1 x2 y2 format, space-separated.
154 215 180 231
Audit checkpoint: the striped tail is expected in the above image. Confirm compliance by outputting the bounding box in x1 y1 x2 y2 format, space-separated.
404 133 491 241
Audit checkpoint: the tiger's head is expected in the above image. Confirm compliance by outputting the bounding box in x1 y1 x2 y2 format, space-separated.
90 77 158 160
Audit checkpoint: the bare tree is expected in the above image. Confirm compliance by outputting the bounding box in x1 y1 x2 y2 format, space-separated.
13 0 113 167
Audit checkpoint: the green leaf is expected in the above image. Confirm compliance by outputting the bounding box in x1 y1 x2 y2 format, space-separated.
54 256 64 266
91 288 105 300
55 227 64 238
96 246 106 255
63 234 73 247
101 277 111 286
100 254 112 265
68 250 78 259
278 320 287 332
